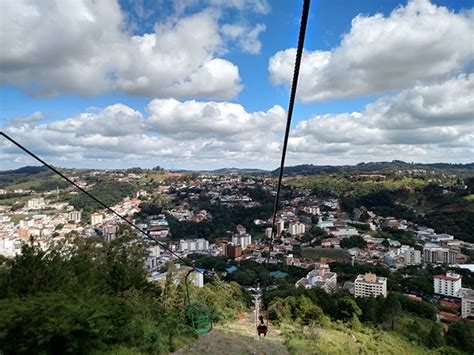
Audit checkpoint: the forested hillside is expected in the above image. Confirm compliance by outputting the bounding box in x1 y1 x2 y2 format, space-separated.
0 227 247 354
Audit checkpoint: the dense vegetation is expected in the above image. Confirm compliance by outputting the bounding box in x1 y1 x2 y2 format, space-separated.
0 228 246 354
267 286 473 354
63 180 138 222
276 161 474 177
287 174 474 242
167 186 276 241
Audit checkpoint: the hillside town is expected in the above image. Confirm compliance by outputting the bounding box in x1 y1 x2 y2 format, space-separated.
1 170 473 323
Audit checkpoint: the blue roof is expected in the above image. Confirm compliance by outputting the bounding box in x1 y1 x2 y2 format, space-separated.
196 268 205 273
226 266 238 273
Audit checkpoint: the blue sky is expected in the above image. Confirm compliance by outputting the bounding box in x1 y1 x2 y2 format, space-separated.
1 0 473 169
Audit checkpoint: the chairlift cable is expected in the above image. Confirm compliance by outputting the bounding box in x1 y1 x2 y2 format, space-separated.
266 0 310 270
0 131 193 268
1 130 214 334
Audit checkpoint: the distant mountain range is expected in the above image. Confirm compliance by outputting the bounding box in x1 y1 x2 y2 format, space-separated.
271 161 474 176
2 161 473 180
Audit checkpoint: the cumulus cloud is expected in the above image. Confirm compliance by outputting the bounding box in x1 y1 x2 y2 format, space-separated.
2 74 473 169
146 98 284 139
1 99 286 169
222 23 266 54
288 74 474 163
269 0 474 102
0 0 255 98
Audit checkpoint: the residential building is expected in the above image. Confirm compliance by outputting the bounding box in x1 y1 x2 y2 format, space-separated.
68 210 82 223
288 222 305 236
401 246 421 265
223 243 242 259
423 245 456 264
265 227 273 239
296 263 337 293
354 273 387 298
100 223 118 242
461 289 474 318
433 273 462 297
90 213 104 226
232 234 252 249
27 197 45 209
179 238 209 252
276 220 285 235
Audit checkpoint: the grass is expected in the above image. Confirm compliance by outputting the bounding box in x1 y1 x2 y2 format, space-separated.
301 247 350 262
282 322 440 355
173 312 288 355
8 214 29 225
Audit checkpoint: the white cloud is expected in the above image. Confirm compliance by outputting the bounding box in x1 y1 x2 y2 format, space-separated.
269 0 474 102
222 23 266 54
0 0 248 98
1 75 472 170
207 0 270 14
146 98 284 139
288 74 474 162
1 99 285 169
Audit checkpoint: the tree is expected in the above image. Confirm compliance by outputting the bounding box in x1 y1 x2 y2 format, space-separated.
424 324 444 349
383 293 401 330
445 321 474 352
296 296 325 325
340 235 367 249
337 296 362 322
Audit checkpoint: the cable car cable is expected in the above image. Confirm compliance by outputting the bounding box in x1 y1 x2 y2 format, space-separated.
266 0 310 269
1 131 192 267
1 131 214 334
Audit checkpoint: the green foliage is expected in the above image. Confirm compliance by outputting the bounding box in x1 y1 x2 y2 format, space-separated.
445 321 474 353
336 296 362 322
340 235 367 249
398 295 436 320
64 180 137 219
167 186 275 241
0 292 131 354
0 227 246 354
383 293 402 329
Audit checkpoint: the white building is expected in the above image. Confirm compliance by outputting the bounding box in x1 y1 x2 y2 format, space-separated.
27 197 45 210
232 234 252 249
90 213 104 226
433 273 462 297
265 227 273 239
68 210 82 223
302 206 320 215
190 271 204 288
288 222 306 236
179 238 209 252
330 226 358 238
317 217 334 229
276 220 285 235
0 237 22 257
400 246 421 265
296 263 337 293
354 273 387 298
461 289 474 318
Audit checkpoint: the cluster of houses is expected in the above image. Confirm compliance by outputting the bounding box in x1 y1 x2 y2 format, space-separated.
1 172 473 322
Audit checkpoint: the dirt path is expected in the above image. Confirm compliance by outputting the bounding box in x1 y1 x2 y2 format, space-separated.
173 313 289 355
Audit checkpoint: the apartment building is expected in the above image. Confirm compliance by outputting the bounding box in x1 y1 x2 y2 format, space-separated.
433 273 462 297
423 245 456 264
354 273 387 298
288 221 306 236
